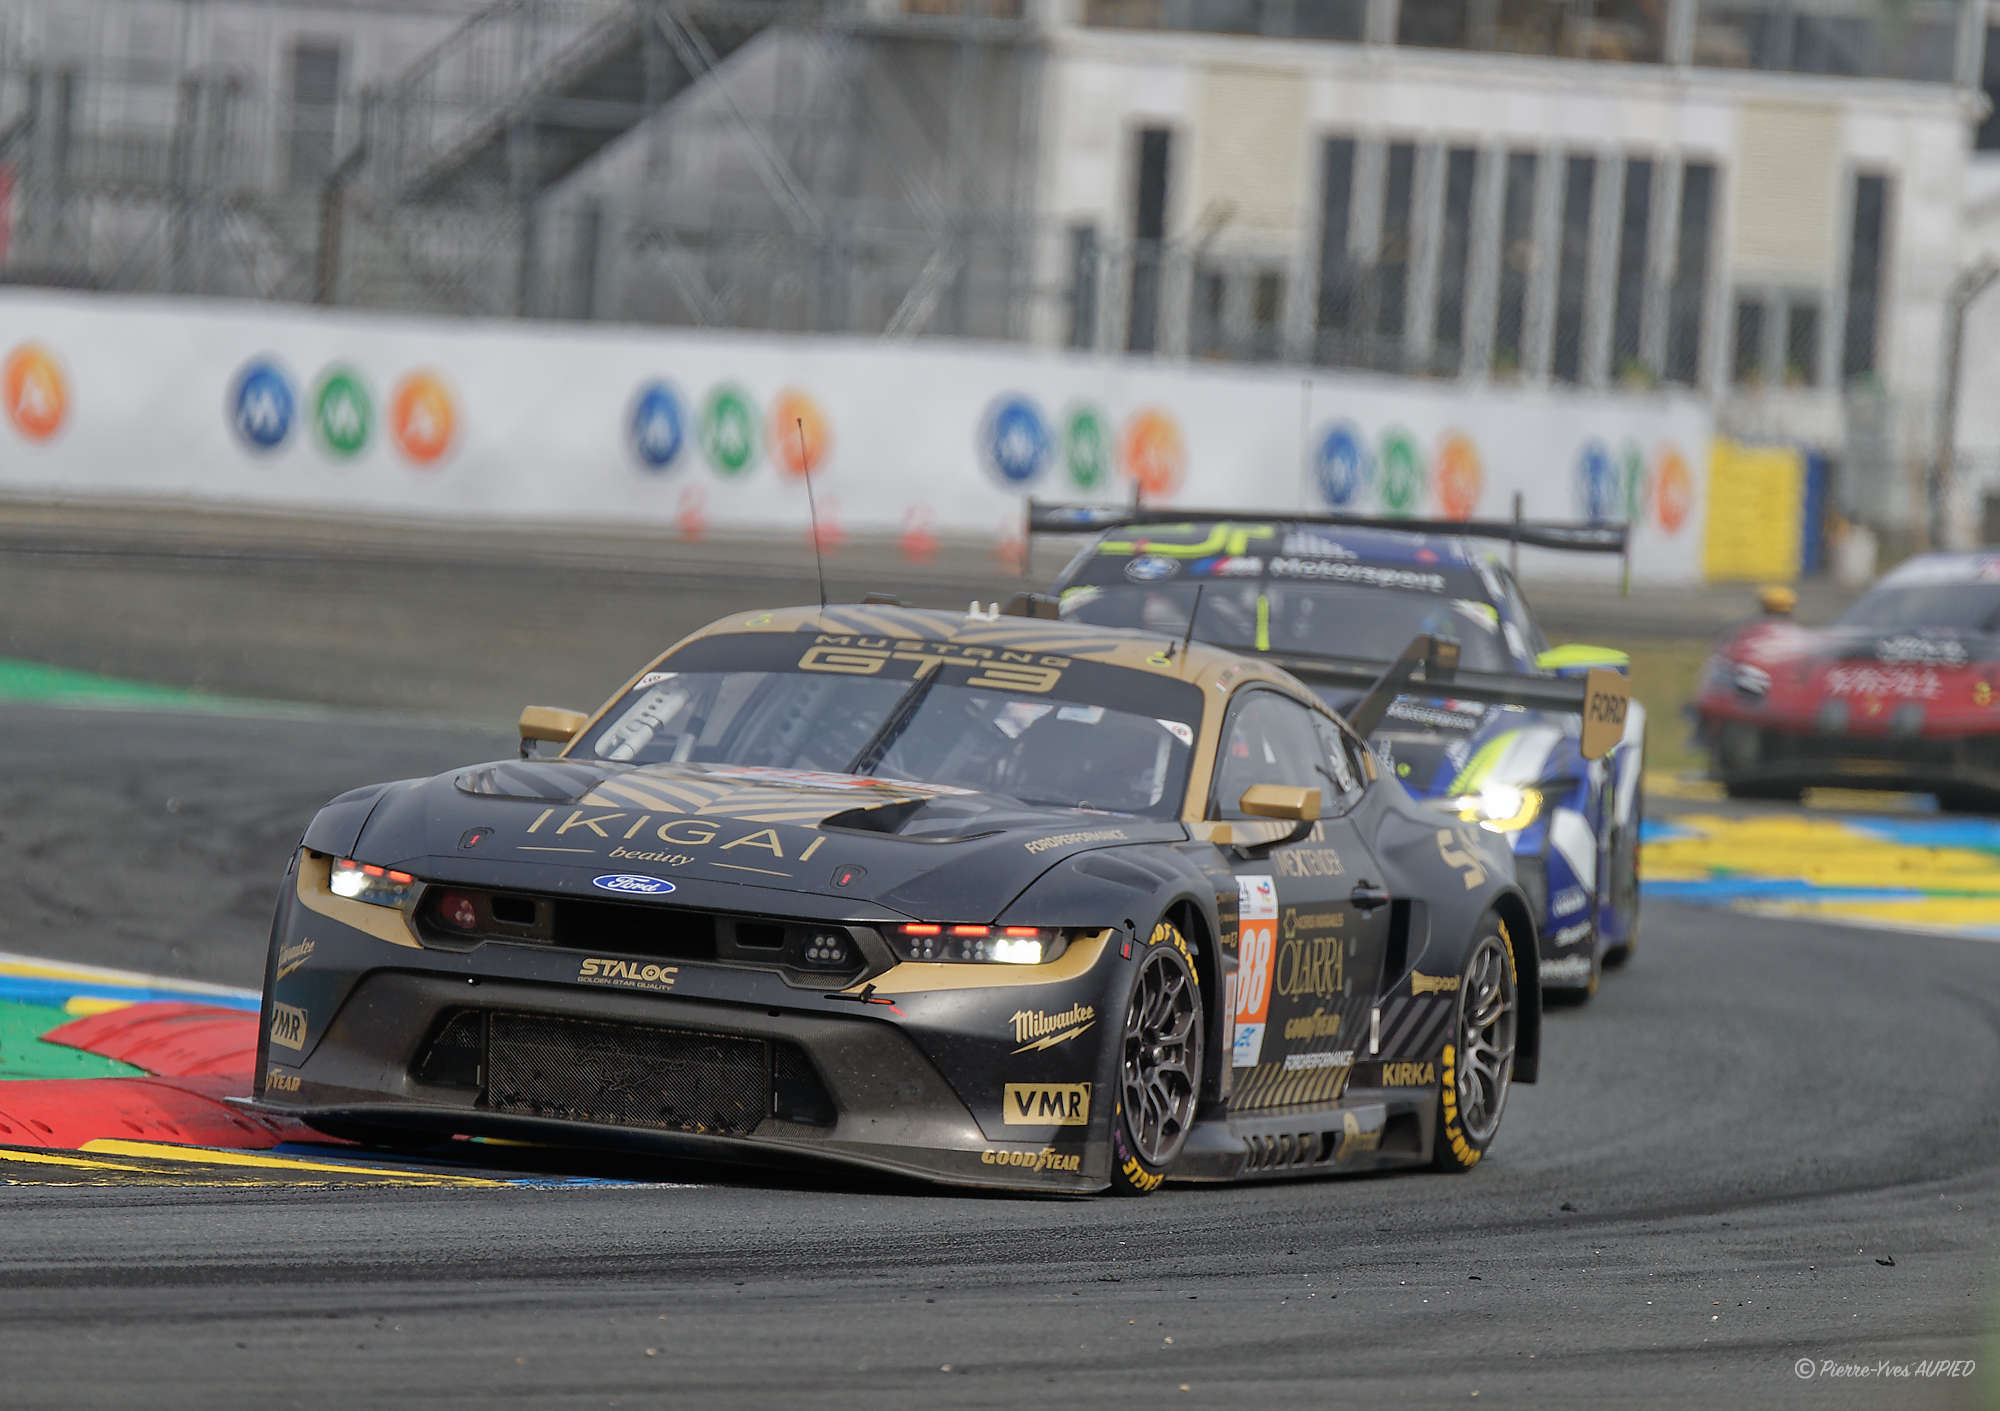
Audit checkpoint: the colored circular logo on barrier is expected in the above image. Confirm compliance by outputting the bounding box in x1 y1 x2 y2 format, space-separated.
1377 429 1424 515
389 371 455 466
702 385 758 476
1313 422 1370 508
1622 442 1651 525
1065 407 1110 491
229 358 295 453
4 344 68 442
313 366 373 460
1121 408 1185 499
1576 440 1618 523
980 395 1051 487
771 388 830 478
1655 446 1693 534
1434 433 1482 521
629 381 686 472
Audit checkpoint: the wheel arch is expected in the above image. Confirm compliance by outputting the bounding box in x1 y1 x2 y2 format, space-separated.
1161 894 1228 1110
1486 885 1541 1085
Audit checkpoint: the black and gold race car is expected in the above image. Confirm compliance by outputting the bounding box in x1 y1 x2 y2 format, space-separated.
255 601 1625 1193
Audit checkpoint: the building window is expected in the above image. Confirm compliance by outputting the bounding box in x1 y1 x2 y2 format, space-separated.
1190 263 1227 358
1375 140 1417 369
1842 172 1890 382
1250 268 1285 362
287 39 344 190
1552 154 1595 384
1732 295 1765 386
1611 155 1652 381
1126 127 1172 354
1982 29 2000 150
1783 294 1821 386
1433 146 1477 373
1665 160 1715 386
1315 136 1359 364
1492 150 1536 377
1398 0 1665 63
1067 224 1100 351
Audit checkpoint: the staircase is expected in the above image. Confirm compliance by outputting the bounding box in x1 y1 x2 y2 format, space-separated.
362 0 808 208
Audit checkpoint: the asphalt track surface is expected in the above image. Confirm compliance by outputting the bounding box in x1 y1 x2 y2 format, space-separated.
0 517 1991 1410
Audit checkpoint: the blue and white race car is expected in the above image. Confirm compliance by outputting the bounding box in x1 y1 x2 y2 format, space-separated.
1033 506 1646 1001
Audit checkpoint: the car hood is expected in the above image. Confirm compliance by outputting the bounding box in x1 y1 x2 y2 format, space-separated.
1726 621 1997 671
343 757 1186 922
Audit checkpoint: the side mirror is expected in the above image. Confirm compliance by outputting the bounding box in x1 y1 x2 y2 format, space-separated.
1536 644 1631 678
1757 584 1797 617
1238 784 1321 823
519 705 588 758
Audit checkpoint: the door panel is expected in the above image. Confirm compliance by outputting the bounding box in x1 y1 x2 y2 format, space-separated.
1211 690 1393 1112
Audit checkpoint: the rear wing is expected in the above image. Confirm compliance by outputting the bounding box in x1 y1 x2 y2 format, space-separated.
1279 635 1631 761
1025 497 1632 589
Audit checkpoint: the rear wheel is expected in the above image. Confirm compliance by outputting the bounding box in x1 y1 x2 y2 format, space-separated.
1432 914 1518 1173
1108 919 1203 1196
1936 788 1997 816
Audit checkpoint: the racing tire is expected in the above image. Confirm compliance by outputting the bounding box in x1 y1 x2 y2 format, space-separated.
1720 776 1804 804
1431 913 1519 1173
1936 788 1997 816
1602 773 1642 972
1108 919 1204 1196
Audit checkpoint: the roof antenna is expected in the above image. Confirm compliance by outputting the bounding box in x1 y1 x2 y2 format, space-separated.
798 417 829 610
1173 583 1206 661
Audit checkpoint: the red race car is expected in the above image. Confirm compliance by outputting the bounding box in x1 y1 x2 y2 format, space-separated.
1693 552 2000 810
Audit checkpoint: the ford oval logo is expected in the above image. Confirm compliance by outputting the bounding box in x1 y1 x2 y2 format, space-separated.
1124 555 1179 582
591 874 676 896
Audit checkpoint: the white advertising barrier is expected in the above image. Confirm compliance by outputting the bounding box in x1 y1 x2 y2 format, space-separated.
0 290 1712 582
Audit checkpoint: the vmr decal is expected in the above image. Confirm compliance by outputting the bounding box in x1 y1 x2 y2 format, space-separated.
577 957 679 993
1011 1004 1095 1052
268 1003 308 1051
1231 875 1277 1068
1003 1083 1092 1126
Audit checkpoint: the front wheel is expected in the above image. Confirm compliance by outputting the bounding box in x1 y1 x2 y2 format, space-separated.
1432 914 1518 1173
1108 919 1203 1196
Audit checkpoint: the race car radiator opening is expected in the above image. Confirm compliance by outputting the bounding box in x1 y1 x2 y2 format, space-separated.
414 1010 837 1135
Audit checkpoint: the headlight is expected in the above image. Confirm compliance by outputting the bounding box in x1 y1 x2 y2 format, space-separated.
1447 784 1544 834
891 924 1071 965
329 857 418 907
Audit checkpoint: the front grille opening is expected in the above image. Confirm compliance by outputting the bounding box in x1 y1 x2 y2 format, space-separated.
413 1010 840 1137
490 894 538 926
411 886 878 984
548 899 718 961
733 922 786 950
413 1010 484 1090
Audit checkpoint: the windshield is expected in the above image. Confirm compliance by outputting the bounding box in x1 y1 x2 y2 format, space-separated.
1060 582 1512 672
578 633 1202 818
1841 584 2000 634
